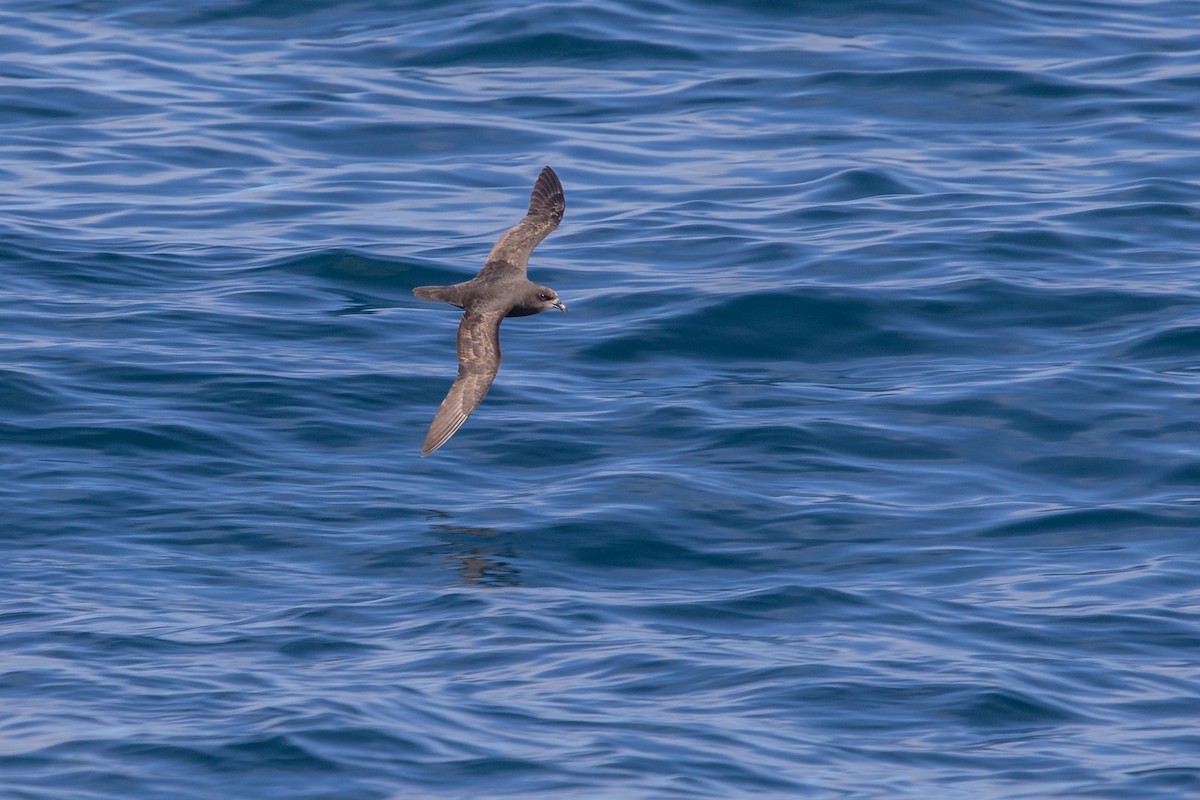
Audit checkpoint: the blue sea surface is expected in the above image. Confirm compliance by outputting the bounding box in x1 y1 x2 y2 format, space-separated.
2 1 1199 797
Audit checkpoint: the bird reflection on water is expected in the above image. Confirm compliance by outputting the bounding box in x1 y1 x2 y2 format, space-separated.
429 522 523 587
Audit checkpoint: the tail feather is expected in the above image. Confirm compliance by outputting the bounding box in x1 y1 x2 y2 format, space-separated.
414 285 459 304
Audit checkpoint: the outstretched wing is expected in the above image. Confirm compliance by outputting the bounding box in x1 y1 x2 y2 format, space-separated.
421 309 505 456
478 166 565 280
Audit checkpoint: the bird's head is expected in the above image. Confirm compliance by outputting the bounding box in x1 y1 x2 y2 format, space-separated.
533 286 567 314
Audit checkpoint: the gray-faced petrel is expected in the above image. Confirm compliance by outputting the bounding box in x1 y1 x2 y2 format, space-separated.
413 166 567 456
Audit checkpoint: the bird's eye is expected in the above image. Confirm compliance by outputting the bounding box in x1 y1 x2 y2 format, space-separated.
539 293 551 301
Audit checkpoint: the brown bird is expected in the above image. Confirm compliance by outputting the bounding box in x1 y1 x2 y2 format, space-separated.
413 166 567 456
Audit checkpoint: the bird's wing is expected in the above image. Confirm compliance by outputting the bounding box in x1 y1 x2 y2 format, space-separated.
421 309 505 456
478 166 565 280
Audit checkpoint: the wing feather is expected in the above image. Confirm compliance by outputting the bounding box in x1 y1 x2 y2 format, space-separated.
479 166 564 279
421 310 505 456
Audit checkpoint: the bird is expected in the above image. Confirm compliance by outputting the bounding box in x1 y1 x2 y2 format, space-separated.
413 166 567 456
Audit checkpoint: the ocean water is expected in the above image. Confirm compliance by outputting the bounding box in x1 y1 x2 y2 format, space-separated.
2 0 1199 797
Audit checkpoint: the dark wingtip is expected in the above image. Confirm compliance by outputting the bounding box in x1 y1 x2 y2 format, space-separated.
529 166 565 221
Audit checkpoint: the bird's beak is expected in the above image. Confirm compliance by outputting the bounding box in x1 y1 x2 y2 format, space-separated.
554 301 567 313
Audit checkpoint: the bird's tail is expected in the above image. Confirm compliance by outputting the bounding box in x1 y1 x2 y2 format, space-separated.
414 285 459 304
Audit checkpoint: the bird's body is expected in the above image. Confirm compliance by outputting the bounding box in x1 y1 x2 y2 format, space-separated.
413 166 567 456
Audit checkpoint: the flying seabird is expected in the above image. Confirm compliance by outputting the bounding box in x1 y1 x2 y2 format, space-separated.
413 166 567 456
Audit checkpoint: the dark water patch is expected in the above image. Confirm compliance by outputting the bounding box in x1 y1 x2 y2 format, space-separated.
946 688 1084 729
265 248 423 292
1052 201 1200 244
807 67 1130 123
0 369 72 416
0 420 257 459
918 397 1091 443
806 167 924 202
1124 769 1200 795
1122 324 1200 361
1160 463 1200 486
405 31 702 69
978 506 1193 540
631 585 873 630
585 291 927 363
585 278 1190 365
0 85 152 122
